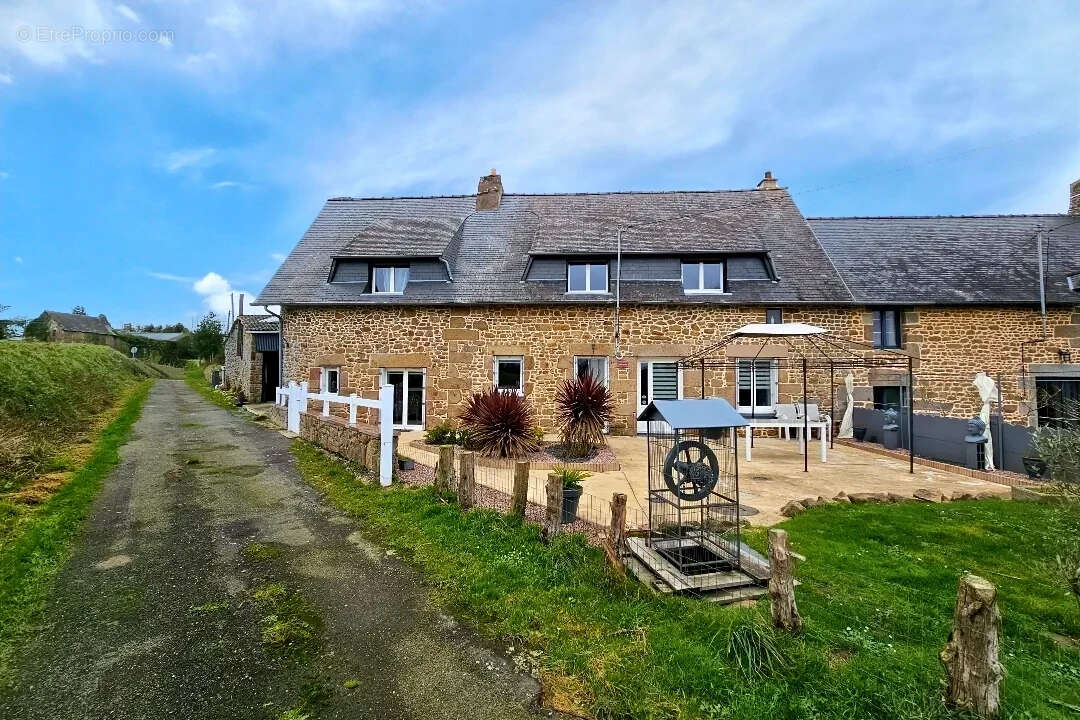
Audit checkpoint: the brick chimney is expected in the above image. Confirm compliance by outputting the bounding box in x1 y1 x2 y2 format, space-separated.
476 169 503 211
756 171 779 190
1070 179 1080 215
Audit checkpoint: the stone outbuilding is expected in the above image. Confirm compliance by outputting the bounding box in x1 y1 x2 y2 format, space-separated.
223 314 280 403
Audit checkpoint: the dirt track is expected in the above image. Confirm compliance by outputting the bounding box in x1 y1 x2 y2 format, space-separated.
0 380 546 719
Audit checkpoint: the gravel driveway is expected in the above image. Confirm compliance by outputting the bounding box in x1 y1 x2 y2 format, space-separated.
0 380 546 720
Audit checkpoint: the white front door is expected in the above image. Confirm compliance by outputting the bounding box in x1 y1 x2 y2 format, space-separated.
636 359 682 433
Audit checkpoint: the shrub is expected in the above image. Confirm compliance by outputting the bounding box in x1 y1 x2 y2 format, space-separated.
425 421 467 446
1031 398 1080 486
459 387 540 458
552 466 590 490
555 373 614 458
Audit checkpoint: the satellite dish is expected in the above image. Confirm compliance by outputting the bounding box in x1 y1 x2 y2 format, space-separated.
130 346 138 357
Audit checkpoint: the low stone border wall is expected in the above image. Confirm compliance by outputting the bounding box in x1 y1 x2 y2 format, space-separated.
299 411 397 479
834 438 1031 487
780 487 1008 517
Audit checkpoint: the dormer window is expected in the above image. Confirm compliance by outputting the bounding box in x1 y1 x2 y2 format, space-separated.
567 262 607 294
373 265 409 294
682 260 725 293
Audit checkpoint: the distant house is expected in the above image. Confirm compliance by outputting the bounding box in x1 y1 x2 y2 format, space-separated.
29 310 129 352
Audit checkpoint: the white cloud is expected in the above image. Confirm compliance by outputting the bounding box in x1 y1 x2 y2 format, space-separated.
0 72 11 85
270 252 287 263
210 180 246 189
0 171 9 180
164 147 216 173
114 4 138 23
0 0 107 68
14 256 23 263
146 270 194 282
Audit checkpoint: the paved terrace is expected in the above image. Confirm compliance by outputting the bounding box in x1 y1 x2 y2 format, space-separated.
398 432 1012 527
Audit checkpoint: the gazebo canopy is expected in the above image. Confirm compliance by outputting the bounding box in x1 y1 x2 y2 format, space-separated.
724 322 828 338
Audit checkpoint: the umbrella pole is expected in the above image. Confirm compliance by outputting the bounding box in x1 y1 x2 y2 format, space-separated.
802 357 809 472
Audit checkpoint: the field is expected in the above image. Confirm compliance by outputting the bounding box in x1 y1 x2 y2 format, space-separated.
292 440 1080 719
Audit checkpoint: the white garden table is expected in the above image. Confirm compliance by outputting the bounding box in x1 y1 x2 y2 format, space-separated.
742 418 829 463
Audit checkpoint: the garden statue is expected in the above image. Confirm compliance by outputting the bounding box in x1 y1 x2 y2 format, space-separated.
882 407 899 431
972 372 997 471
964 416 987 443
838 371 855 438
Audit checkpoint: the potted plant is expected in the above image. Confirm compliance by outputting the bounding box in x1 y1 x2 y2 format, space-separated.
853 427 867 442
552 466 590 523
1021 456 1048 480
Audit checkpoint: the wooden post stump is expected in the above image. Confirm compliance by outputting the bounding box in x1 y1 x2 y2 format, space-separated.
603 493 628 573
768 528 803 633
543 472 563 539
941 574 1002 718
457 451 475 509
510 461 529 519
435 445 454 492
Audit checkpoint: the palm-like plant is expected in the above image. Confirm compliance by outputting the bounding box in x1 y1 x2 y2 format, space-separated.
555 373 614 458
459 387 540 458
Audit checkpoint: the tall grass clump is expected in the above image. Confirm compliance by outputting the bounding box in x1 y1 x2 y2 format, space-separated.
459 387 540 458
555 373 613 458
0 343 150 490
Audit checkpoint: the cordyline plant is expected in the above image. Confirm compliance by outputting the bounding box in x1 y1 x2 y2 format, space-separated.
555 373 614 459
459 387 540 458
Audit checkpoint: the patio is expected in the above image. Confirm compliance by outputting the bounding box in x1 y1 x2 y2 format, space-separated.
567 434 1010 526
396 430 1011 527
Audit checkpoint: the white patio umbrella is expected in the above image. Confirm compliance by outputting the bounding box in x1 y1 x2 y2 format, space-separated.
972 371 997 471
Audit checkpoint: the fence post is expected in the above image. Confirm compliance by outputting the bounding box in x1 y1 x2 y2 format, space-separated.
543 472 563 539
768 529 803 633
602 492 627 574
511 461 529 519
378 384 394 487
941 574 1002 718
435 445 454 492
348 394 358 426
287 381 302 433
458 451 475 509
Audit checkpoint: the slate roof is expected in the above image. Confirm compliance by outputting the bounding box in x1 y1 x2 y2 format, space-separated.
42 311 113 335
809 215 1080 305
231 315 278 334
257 189 852 306
125 331 186 342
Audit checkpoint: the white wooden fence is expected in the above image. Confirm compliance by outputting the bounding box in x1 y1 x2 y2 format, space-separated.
276 381 395 487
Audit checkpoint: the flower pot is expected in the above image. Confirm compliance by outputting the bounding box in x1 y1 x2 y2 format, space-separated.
397 457 415 471
853 427 867 442
561 485 583 524
1022 457 1048 480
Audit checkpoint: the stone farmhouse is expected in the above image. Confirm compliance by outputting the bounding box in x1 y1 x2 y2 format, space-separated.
254 171 1080 441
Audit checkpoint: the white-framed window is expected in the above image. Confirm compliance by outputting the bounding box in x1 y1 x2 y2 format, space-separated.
381 368 426 429
567 262 608 293
682 260 725 293
321 367 340 394
736 359 778 414
765 308 783 324
372 265 409 294
574 356 609 386
494 356 524 393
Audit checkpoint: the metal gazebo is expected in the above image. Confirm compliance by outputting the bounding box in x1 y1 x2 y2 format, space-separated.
677 322 917 473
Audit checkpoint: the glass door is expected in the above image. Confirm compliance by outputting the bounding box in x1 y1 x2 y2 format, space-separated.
636 360 681 433
382 369 426 429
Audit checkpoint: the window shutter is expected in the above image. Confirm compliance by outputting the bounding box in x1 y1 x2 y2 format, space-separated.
308 367 322 389
337 369 349 393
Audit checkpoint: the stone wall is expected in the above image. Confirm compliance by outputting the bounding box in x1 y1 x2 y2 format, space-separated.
280 303 1079 432
223 324 262 403
297 411 396 479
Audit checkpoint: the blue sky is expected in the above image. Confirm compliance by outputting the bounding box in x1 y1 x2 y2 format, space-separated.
0 1 1078 327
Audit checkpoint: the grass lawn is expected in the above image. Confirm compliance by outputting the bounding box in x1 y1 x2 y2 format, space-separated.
183 361 241 411
0 379 152 682
292 440 1080 719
